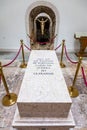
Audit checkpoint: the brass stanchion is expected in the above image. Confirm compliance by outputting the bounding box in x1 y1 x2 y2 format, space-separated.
68 57 82 98
60 40 66 68
20 40 27 68
0 62 17 106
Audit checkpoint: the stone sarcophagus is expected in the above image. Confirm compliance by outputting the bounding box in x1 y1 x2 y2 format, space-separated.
12 50 75 130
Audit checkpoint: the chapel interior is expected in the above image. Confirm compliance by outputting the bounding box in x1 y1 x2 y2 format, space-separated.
0 1 87 130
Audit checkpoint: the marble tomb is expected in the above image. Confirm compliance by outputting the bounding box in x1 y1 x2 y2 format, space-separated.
12 50 75 130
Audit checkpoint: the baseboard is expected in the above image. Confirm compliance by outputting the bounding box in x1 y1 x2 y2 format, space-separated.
56 48 79 53
0 48 30 53
0 48 79 53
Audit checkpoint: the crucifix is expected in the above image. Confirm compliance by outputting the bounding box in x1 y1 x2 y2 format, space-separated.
37 18 48 35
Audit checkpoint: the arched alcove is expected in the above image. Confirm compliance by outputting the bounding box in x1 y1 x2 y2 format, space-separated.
25 1 59 50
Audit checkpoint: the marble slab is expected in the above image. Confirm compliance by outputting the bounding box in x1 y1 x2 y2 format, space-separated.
74 32 87 38
17 50 72 117
12 108 75 130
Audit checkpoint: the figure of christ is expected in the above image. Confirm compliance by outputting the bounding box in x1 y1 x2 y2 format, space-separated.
37 18 48 35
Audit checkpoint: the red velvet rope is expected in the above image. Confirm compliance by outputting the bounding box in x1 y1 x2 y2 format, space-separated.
36 35 57 45
27 34 57 45
64 45 78 64
3 45 22 67
55 44 61 50
24 44 31 51
50 34 57 43
27 34 35 43
38 42 49 45
81 66 87 86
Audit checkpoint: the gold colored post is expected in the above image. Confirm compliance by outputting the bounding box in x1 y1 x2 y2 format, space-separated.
60 40 66 68
68 57 82 98
0 62 10 96
20 40 27 68
0 62 17 106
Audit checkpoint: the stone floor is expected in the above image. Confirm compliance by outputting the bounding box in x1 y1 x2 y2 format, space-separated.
0 51 30 62
0 51 86 61
0 51 87 130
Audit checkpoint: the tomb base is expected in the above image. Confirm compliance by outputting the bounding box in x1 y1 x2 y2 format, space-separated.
12 50 75 130
12 108 75 130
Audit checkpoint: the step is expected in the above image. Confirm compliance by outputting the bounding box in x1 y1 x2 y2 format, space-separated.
12 108 75 130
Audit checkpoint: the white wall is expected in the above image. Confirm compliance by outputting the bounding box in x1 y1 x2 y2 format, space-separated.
0 0 87 52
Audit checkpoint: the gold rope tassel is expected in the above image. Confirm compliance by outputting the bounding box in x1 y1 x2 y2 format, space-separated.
68 57 82 98
0 62 17 106
60 40 66 68
20 40 27 68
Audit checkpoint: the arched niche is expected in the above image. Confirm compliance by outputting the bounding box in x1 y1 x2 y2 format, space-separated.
25 1 59 50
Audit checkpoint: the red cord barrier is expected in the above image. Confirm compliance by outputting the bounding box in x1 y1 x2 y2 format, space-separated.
50 34 57 43
64 45 78 64
27 34 35 43
55 44 61 50
27 34 57 44
2 45 22 67
38 42 49 45
24 44 31 51
81 66 87 86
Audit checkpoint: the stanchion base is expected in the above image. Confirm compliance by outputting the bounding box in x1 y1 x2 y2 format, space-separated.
68 86 79 98
20 63 27 68
2 93 17 106
60 62 66 68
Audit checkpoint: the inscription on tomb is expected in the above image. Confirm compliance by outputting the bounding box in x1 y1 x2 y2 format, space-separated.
33 58 54 75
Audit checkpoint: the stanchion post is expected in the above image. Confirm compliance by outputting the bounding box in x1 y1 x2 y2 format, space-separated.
0 62 17 106
20 40 27 68
60 40 66 68
68 57 82 98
